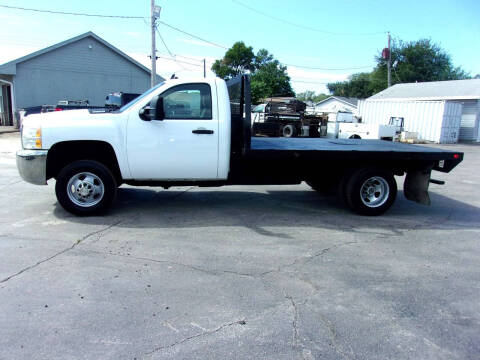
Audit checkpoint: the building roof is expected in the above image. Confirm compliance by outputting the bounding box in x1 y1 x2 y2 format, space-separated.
368 79 480 101
0 31 162 80
315 96 359 107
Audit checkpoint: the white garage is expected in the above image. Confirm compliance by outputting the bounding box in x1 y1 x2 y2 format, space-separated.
358 79 480 143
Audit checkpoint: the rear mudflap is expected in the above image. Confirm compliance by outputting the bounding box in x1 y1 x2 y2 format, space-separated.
404 168 432 205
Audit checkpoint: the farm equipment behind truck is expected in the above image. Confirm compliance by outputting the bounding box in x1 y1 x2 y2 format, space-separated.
251 97 327 138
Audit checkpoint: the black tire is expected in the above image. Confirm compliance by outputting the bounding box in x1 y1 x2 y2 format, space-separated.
342 168 397 216
349 134 361 139
282 124 295 138
55 160 117 216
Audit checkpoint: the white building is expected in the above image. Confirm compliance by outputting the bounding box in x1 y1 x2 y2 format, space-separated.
359 79 480 143
314 96 359 121
0 32 162 127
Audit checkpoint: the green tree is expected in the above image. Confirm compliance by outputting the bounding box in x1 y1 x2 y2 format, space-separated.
296 90 329 103
327 38 470 98
212 42 294 103
327 72 373 98
211 42 255 80
251 61 294 102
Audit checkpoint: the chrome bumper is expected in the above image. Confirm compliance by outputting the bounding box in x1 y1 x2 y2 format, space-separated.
16 150 48 185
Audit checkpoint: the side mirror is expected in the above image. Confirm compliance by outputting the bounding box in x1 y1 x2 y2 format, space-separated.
139 106 152 121
154 97 164 120
139 96 165 121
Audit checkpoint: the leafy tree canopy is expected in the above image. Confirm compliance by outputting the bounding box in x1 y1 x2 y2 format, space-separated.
212 42 294 103
327 73 373 98
327 38 470 98
296 90 329 103
211 42 255 79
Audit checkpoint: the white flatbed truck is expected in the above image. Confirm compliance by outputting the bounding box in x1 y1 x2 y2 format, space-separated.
16 75 463 216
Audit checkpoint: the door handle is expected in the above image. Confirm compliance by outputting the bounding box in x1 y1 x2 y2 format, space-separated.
192 129 214 134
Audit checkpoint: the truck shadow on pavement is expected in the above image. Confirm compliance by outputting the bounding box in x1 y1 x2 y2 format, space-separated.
53 187 480 238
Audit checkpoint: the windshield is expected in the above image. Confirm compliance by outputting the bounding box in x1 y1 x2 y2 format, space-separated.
119 81 165 112
252 104 266 113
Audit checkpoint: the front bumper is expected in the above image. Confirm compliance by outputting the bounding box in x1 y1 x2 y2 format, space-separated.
16 149 48 185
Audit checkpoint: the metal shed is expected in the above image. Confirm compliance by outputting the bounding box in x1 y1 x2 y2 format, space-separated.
359 79 480 143
358 100 462 143
0 32 163 127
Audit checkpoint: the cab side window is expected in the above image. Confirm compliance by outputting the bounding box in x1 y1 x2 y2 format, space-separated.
161 83 212 120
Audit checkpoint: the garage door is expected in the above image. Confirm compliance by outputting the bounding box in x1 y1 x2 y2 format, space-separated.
459 100 479 141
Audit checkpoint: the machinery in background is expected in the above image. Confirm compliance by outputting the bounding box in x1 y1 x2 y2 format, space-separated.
251 97 327 138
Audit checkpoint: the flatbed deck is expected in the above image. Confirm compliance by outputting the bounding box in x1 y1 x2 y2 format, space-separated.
252 137 448 153
249 138 463 172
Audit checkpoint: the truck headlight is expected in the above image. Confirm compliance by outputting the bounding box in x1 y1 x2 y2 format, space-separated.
22 126 42 149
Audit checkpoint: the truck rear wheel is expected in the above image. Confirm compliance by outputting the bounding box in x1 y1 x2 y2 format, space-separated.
55 160 117 216
342 168 397 216
282 124 295 137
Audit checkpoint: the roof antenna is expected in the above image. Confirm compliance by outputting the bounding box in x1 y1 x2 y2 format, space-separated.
170 73 178 79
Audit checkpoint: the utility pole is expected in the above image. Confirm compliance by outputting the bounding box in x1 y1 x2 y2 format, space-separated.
387 31 391 88
150 0 160 87
203 59 206 78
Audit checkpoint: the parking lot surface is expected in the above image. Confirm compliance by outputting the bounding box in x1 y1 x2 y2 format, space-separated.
0 132 479 360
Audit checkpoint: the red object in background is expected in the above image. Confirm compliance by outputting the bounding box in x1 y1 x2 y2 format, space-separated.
382 48 390 59
54 108 63 111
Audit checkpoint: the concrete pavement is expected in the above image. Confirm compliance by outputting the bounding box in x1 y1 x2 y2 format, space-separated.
0 132 479 359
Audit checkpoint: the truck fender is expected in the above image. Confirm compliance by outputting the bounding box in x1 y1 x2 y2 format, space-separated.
404 168 432 205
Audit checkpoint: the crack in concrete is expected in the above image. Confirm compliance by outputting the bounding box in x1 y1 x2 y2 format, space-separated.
260 241 358 277
0 179 23 190
85 216 140 245
286 295 300 348
316 312 353 360
86 240 360 285
87 250 257 278
145 318 246 355
0 218 125 285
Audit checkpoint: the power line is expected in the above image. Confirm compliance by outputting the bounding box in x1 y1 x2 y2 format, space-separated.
231 0 386 36
0 4 144 19
175 54 204 63
155 28 189 70
1 3 375 72
290 80 330 84
155 28 174 58
158 21 228 49
1 4 227 49
157 55 202 67
285 63 373 71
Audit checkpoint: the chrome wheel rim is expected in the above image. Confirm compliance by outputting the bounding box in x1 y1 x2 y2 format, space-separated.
360 176 389 208
67 172 104 207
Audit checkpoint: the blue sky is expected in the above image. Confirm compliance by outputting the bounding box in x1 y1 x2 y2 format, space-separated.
1 0 479 94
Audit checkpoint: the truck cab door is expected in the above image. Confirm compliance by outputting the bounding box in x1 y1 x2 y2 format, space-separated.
126 82 219 180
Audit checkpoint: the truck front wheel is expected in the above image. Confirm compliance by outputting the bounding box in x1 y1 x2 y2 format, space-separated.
343 168 397 216
55 160 117 215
